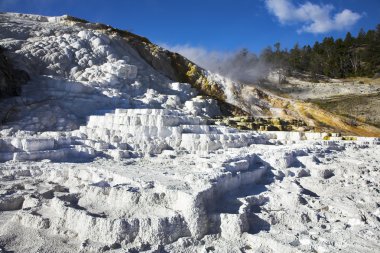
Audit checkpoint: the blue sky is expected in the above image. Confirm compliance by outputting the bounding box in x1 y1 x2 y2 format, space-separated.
1 0 379 54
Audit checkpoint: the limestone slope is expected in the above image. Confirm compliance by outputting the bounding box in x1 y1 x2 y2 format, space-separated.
0 12 246 131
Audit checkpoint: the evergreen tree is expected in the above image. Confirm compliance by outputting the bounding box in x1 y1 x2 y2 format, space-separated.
263 24 380 79
247 24 379 80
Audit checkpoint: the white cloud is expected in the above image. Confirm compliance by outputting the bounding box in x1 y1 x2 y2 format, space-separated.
265 0 362 34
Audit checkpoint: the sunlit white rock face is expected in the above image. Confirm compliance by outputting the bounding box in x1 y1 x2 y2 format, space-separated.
0 12 221 133
0 13 380 253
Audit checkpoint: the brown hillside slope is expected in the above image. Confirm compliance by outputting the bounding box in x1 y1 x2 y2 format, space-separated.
294 102 380 137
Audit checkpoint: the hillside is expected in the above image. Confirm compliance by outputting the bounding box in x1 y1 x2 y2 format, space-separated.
0 13 246 132
255 74 380 136
1 13 379 137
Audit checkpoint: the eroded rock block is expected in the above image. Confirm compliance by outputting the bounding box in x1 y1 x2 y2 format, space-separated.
318 168 335 179
0 196 24 211
12 210 50 229
21 138 55 152
220 213 248 239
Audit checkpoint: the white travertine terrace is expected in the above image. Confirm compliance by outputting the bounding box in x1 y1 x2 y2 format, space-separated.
0 108 268 162
76 109 267 156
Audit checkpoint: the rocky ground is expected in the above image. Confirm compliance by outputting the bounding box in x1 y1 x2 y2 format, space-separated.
1 134 379 253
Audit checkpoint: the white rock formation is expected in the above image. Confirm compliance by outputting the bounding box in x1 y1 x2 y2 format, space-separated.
0 13 379 253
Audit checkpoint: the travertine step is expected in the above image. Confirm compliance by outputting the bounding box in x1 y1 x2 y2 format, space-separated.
0 137 95 162
75 109 267 156
0 109 268 161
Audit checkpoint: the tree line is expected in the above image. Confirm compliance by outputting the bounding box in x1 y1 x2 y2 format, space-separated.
229 24 380 82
